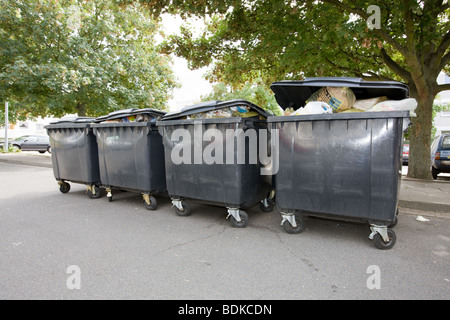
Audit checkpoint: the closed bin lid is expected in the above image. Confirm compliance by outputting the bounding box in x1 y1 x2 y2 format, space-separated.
50 116 96 124
45 116 96 129
94 108 166 123
160 99 269 121
270 77 409 110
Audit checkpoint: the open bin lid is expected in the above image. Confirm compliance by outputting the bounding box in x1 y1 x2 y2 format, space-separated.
160 99 269 121
270 77 409 110
94 108 166 123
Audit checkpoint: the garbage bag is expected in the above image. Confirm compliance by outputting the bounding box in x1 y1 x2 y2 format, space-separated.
354 96 388 111
285 101 333 115
366 98 418 116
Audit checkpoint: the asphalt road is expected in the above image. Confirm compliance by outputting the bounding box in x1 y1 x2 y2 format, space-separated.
0 161 449 300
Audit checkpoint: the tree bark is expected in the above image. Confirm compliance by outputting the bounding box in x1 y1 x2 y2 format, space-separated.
406 82 435 180
76 102 86 117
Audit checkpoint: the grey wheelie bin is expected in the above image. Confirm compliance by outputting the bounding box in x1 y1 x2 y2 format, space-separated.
268 78 412 249
157 100 274 227
91 108 167 210
45 117 102 198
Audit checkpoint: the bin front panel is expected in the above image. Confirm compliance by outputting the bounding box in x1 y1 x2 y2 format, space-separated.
159 120 270 208
94 124 166 193
47 126 100 184
273 115 404 222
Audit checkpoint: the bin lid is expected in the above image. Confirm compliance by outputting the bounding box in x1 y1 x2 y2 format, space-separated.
94 108 166 123
49 116 96 124
160 99 269 121
270 77 409 110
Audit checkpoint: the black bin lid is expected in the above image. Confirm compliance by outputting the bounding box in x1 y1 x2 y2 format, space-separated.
50 116 96 124
94 108 166 122
160 99 269 121
45 116 97 129
270 77 409 110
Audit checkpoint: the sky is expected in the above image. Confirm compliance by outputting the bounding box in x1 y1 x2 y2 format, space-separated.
160 14 213 112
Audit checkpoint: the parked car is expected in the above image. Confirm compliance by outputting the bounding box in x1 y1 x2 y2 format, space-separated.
9 135 51 153
430 133 450 179
402 144 409 164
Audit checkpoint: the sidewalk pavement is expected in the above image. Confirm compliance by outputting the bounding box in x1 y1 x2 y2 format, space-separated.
0 151 52 168
0 151 449 218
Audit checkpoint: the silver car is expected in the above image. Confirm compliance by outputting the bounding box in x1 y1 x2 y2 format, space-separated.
10 135 51 153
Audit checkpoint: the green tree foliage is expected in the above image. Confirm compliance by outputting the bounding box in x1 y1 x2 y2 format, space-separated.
139 0 450 179
0 0 179 122
201 81 282 115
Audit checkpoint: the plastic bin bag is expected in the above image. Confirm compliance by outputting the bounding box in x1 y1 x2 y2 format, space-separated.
284 101 333 115
366 98 418 116
354 96 388 110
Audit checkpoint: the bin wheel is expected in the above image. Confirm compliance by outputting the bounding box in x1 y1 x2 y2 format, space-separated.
87 186 102 199
59 182 70 194
283 217 305 234
144 196 157 211
230 210 249 228
259 198 275 212
373 229 396 250
174 201 191 216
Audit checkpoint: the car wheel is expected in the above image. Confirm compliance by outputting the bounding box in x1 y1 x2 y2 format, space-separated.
47 146 51 154
12 145 20 152
431 167 438 180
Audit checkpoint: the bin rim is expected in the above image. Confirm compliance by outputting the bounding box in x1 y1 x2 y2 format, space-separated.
267 110 410 123
270 77 409 110
159 99 269 121
156 115 267 127
91 121 153 128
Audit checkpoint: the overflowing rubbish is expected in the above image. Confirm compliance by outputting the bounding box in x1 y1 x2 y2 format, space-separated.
185 105 263 119
156 99 273 229
99 114 157 123
365 98 418 116
284 101 333 115
353 96 388 110
282 86 417 117
270 78 411 250
306 87 356 112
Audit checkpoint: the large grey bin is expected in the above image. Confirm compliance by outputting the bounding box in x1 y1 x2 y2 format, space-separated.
268 78 411 249
157 100 274 228
45 117 102 198
91 108 167 210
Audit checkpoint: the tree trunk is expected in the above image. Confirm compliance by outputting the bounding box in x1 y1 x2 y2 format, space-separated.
407 83 435 180
76 102 86 117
